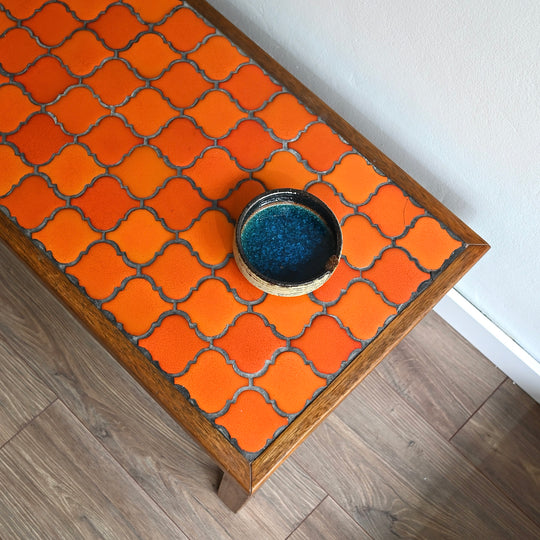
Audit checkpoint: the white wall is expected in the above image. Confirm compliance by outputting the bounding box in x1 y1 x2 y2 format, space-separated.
206 0 540 363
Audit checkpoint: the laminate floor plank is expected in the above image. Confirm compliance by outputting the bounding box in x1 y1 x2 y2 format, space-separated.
0 400 185 540
376 311 506 439
288 496 372 540
451 378 540 525
0 241 325 539
292 372 540 539
0 340 56 447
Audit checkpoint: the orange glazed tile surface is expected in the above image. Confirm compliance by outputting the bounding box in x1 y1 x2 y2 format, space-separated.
0 0 465 458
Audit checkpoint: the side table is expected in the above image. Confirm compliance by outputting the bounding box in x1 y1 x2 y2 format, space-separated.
0 0 488 510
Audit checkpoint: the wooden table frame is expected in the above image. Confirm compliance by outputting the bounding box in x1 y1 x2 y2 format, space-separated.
0 0 489 511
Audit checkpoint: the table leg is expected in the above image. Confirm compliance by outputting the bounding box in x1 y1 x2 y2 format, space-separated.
218 471 251 512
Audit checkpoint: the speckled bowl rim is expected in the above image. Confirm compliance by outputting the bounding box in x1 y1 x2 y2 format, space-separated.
233 188 342 297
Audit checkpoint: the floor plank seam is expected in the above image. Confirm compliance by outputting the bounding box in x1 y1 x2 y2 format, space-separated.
448 376 508 442
449 441 540 529
0 398 59 452
284 495 327 539
55 397 190 537
291 452 376 538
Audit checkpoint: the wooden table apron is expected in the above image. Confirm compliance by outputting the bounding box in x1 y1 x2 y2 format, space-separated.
0 0 489 499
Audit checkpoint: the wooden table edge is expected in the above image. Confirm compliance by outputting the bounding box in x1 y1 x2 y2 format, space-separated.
0 212 253 492
0 0 491 504
250 242 489 491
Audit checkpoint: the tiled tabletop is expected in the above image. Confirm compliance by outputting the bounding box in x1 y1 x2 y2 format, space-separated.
0 0 485 483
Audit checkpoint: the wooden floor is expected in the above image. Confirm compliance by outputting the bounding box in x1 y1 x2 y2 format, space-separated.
1 239 539 539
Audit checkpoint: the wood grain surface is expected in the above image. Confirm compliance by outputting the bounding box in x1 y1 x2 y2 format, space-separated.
292 373 540 538
0 0 489 495
376 311 506 438
451 378 540 526
1 238 538 537
0 400 185 539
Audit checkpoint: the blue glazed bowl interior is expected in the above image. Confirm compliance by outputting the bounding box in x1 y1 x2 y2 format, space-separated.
235 189 342 288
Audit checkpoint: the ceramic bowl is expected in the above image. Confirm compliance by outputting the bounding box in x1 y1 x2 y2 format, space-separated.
233 188 342 297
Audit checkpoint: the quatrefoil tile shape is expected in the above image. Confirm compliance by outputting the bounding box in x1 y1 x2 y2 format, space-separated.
0 0 467 458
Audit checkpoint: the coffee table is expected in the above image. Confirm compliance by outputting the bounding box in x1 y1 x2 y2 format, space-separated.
0 0 489 511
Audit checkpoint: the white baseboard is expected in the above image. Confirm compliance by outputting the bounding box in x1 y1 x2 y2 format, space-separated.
433 289 540 404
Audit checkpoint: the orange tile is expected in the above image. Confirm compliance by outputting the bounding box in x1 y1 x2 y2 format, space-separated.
46 87 109 134
72 176 138 230
175 350 247 414
60 0 114 21
117 88 177 137
149 117 210 167
0 145 33 196
184 147 246 200
1 0 44 20
87 5 148 49
255 93 317 140
397 217 463 270
152 62 212 108
363 247 430 304
7 113 72 165
323 153 386 205
328 281 396 341
289 122 352 172
179 278 244 337
106 208 175 264
142 243 209 300
215 390 288 453
110 145 176 199
120 33 181 78
311 259 361 303
15 56 78 104
139 314 207 374
185 90 247 138
125 0 180 23
0 28 45 73
178 210 234 265
53 30 110 77
23 2 80 46
40 144 105 197
146 177 209 230
32 208 100 264
1 175 64 229
84 59 143 106
214 259 265 303
256 150 317 191
341 214 391 269
187 35 249 81
254 294 321 338
306 182 354 223
214 313 285 374
0 85 39 132
292 315 361 375
219 64 281 110
155 7 215 51
217 179 265 221
255 350 326 413
102 277 172 336
359 183 424 237
0 10 13 34
66 242 136 300
220 120 281 170
79 116 142 166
